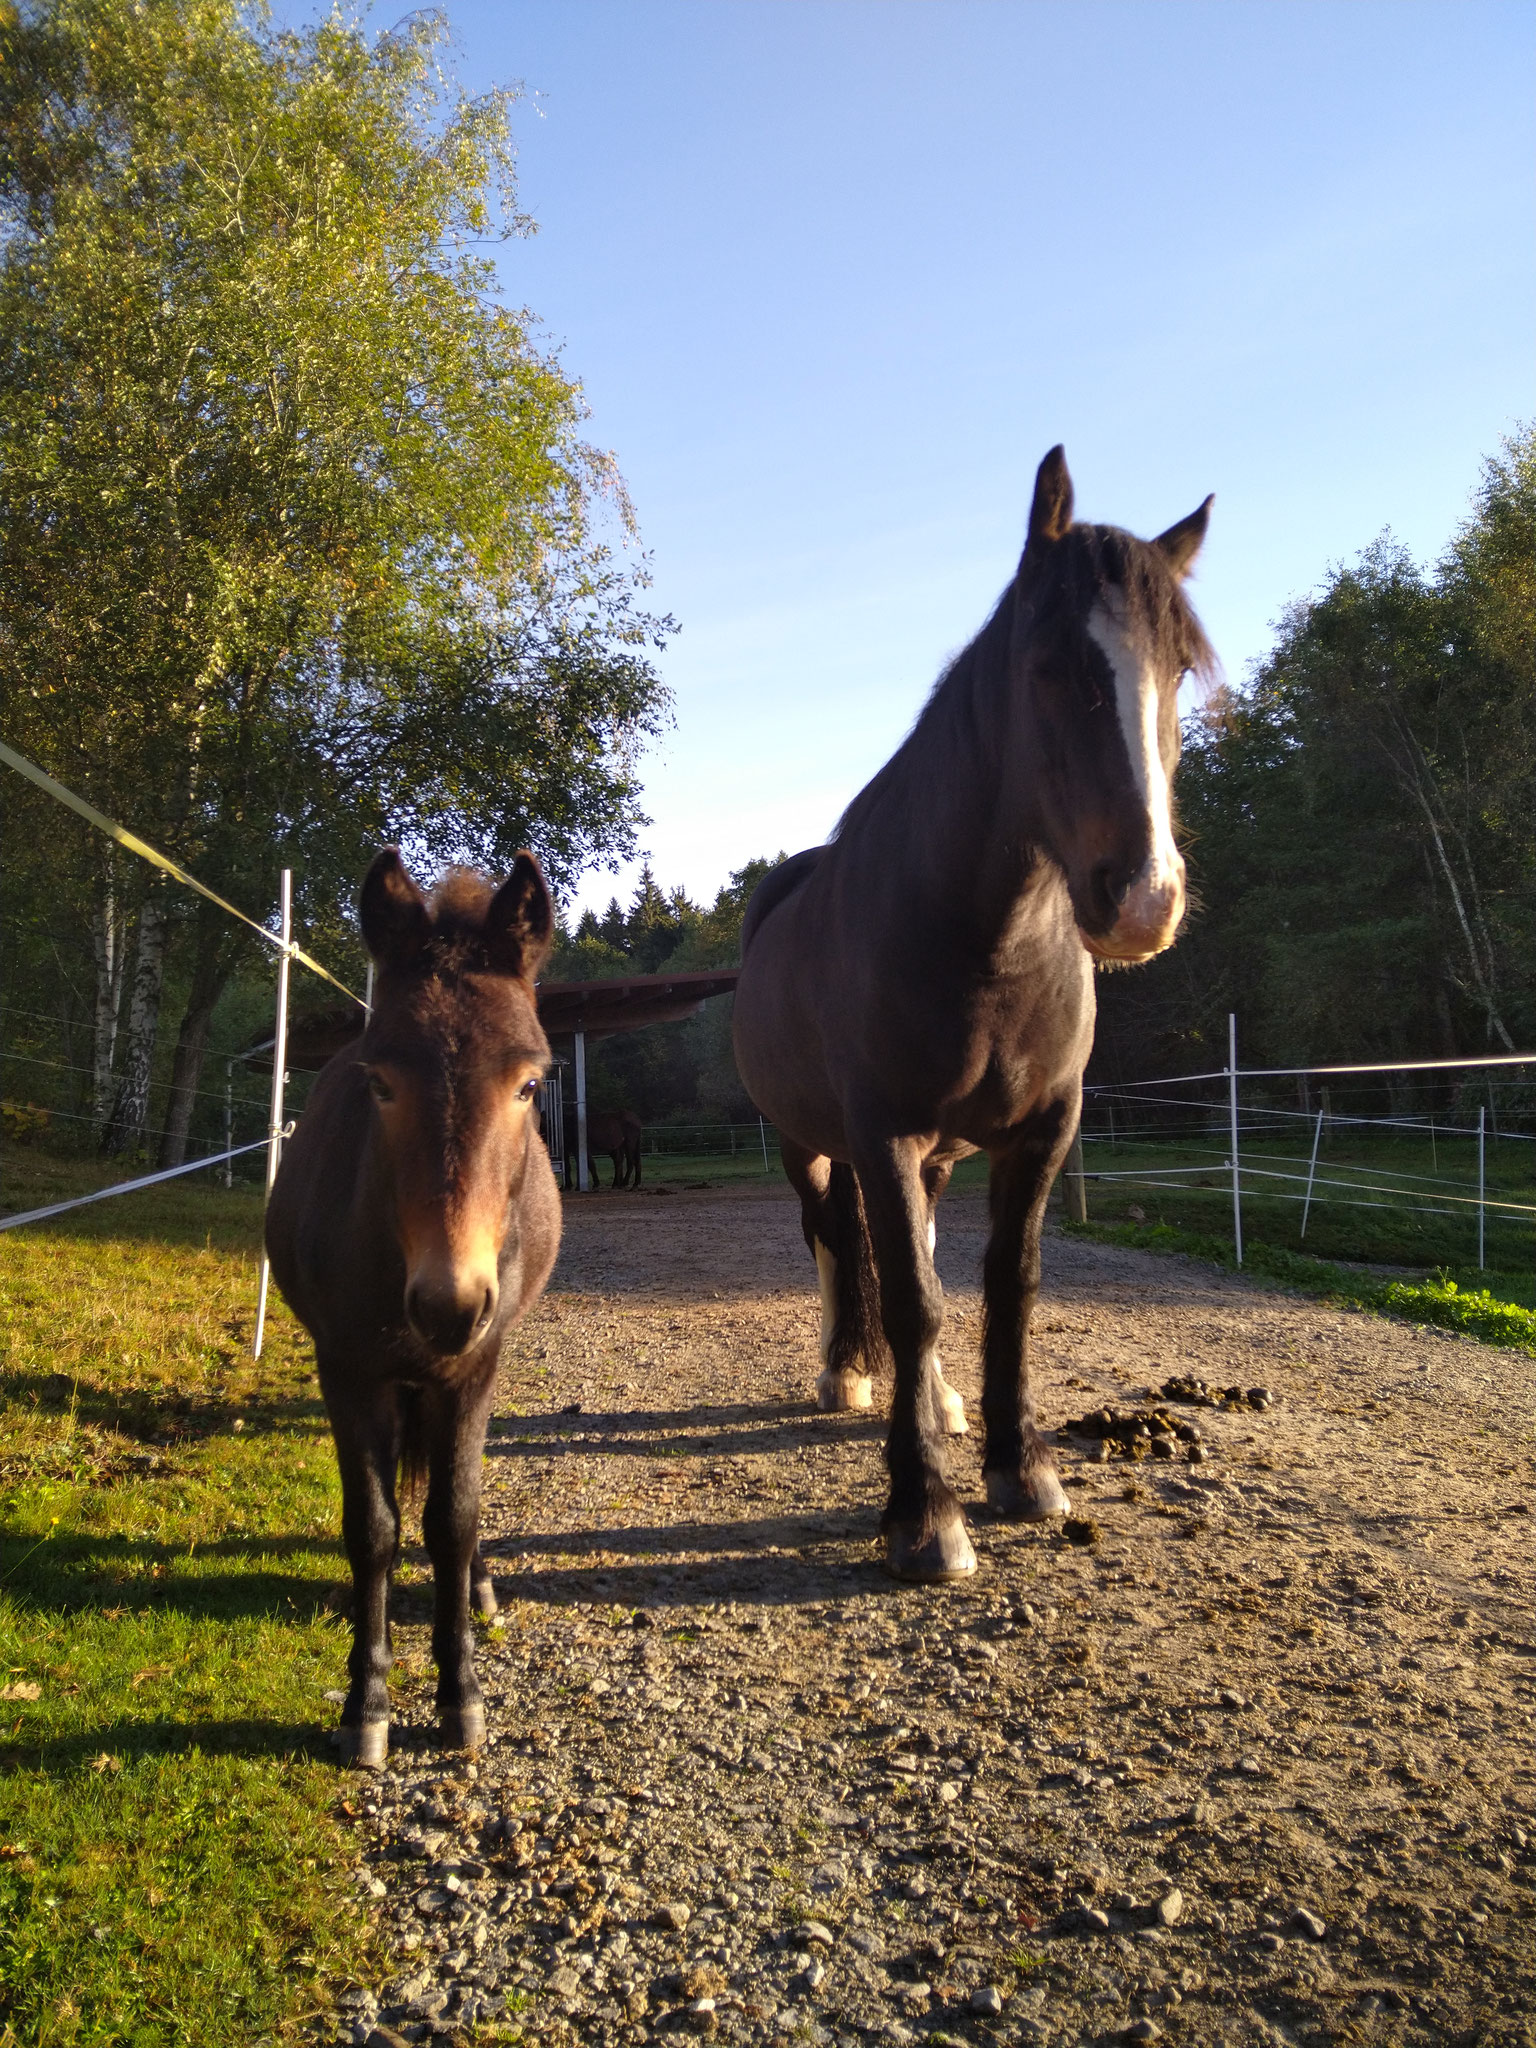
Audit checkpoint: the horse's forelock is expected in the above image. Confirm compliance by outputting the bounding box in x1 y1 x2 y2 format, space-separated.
1037 525 1217 684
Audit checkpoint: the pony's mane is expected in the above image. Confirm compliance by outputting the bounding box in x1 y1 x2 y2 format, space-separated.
834 521 1215 845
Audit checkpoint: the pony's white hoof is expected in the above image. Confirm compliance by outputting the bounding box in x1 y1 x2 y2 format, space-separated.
816 1367 873 1412
440 1702 487 1752
338 1719 389 1770
884 1516 978 1583
985 1464 1071 1520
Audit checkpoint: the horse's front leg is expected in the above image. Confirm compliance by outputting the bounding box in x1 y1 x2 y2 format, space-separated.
854 1127 976 1582
322 1366 402 1770
420 1364 498 1750
981 1104 1074 1520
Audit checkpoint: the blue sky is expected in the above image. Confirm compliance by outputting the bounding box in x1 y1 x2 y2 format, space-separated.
434 0 1532 919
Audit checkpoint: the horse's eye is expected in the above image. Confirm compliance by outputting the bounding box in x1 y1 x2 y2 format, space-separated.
518 1078 539 1102
367 1072 394 1104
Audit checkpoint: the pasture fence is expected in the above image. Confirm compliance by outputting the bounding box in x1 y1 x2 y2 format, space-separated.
1076 1014 1535 1276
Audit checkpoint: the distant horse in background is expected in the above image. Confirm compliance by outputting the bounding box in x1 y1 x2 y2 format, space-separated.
587 1108 643 1189
266 849 560 1765
733 447 1213 1582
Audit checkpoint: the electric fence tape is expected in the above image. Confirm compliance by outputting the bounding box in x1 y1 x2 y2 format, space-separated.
0 737 363 1006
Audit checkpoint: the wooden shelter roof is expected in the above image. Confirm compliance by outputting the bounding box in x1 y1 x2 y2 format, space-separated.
240 967 740 1071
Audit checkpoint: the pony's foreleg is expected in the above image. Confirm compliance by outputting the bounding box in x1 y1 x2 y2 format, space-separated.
323 1370 402 1769
419 1365 498 1751
981 1106 1074 1520
854 1128 975 1582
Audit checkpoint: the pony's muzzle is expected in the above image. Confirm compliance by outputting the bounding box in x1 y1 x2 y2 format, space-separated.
405 1266 498 1356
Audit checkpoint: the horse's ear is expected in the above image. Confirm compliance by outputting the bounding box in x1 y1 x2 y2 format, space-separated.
360 848 432 965
485 851 554 979
1154 494 1214 577
1025 445 1074 552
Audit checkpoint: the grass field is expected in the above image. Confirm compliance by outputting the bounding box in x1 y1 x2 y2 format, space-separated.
0 1147 383 2047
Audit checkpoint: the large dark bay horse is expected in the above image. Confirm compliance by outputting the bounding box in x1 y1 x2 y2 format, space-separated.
266 850 561 1764
588 1108 643 1189
733 448 1213 1582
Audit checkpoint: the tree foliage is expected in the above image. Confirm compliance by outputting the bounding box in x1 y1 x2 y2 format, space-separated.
0 0 669 1157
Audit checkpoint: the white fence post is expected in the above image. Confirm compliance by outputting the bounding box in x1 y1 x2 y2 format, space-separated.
1300 1106 1324 1239
759 1116 771 1174
1477 1104 1486 1269
253 868 293 1360
1228 1011 1243 1268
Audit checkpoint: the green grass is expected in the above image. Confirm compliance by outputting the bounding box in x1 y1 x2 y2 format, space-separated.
0 1146 386 2047
1061 1216 1536 1355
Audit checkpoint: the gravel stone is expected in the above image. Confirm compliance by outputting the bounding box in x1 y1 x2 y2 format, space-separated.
969 1984 1004 2015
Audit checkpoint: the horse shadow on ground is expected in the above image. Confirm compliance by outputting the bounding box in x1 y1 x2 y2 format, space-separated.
0 1714 337 1778
487 1397 887 1462
0 1528 349 1624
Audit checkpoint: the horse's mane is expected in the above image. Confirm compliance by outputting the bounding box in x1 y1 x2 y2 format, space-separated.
833 522 1216 846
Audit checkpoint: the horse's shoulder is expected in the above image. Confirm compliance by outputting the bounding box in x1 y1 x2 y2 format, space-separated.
740 846 825 955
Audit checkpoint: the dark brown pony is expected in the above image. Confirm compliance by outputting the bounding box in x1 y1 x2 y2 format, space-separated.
265 850 560 1764
587 1108 643 1188
733 448 1213 1582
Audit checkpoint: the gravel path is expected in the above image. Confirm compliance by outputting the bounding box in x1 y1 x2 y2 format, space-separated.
330 1185 1536 2048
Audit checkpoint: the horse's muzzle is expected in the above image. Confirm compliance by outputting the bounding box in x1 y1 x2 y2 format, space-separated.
1079 854 1186 963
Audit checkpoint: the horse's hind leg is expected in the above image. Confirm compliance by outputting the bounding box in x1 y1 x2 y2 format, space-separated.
981 1105 1074 1520
782 1142 878 1411
852 1126 975 1582
919 1159 967 1436
323 1367 403 1769
419 1365 498 1750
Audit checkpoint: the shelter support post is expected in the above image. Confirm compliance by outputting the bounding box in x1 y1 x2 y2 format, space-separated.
574 1030 589 1193
253 869 293 1359
1478 1105 1486 1269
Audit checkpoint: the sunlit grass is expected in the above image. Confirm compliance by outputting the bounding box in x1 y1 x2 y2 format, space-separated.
0 1170 387 2047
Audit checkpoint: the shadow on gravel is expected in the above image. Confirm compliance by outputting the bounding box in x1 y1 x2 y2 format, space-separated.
487 1399 885 1459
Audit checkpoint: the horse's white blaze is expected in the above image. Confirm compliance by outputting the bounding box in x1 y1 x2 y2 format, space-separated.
927 1215 937 1257
813 1238 837 1364
1087 604 1185 948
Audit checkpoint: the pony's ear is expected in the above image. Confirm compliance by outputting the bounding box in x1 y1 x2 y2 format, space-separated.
1025 445 1074 552
1154 494 1214 577
485 851 554 979
359 848 432 966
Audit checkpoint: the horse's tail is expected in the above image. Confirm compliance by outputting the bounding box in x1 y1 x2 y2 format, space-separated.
826 1161 890 1379
398 1385 429 1506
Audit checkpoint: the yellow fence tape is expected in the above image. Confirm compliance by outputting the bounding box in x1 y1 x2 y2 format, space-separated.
0 737 363 1006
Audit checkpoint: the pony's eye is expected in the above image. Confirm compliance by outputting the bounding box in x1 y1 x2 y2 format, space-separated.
366 1072 394 1104
517 1078 539 1102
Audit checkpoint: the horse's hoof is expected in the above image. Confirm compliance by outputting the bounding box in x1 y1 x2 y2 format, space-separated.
985 1464 1071 1520
816 1367 873 1412
440 1702 487 1752
338 1719 389 1770
936 1384 968 1436
884 1517 977 1583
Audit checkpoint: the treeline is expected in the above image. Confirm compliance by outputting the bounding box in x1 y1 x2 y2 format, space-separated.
0 1 667 1165
1093 430 1536 1098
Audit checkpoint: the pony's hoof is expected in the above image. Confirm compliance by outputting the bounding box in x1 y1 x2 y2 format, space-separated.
440 1702 487 1752
884 1518 977 1583
816 1367 873 1412
338 1719 389 1770
985 1465 1070 1520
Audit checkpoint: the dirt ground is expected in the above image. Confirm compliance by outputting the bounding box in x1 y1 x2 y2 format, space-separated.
335 1183 1536 2048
